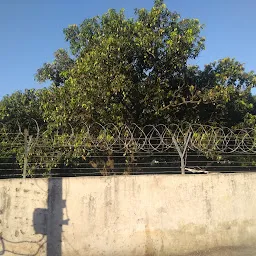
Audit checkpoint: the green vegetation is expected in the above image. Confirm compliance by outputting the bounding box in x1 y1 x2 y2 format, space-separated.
3 0 256 129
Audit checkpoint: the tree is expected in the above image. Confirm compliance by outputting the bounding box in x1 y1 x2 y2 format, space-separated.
0 89 44 129
37 0 256 130
0 89 45 176
31 0 256 175
185 58 256 127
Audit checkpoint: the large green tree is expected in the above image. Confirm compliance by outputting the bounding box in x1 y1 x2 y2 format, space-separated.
0 89 45 175
0 89 44 129
37 0 256 130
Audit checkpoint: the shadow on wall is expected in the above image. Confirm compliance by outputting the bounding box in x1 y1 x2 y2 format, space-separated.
0 178 69 256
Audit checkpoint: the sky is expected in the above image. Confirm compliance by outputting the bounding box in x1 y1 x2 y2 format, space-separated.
0 0 256 98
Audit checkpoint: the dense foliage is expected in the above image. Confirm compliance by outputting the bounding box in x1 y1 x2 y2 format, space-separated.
33 0 256 129
2 0 255 129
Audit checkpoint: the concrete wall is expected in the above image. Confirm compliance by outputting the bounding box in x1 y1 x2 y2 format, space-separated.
1 173 256 256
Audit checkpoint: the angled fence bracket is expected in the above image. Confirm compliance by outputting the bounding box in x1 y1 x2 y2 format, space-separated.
23 129 33 179
172 132 192 174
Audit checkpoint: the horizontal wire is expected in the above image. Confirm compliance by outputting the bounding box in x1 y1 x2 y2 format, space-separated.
1 160 252 165
1 166 256 173
1 170 255 179
0 154 255 160
6 166 251 170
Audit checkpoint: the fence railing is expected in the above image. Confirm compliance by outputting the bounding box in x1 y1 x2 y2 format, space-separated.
1 121 256 178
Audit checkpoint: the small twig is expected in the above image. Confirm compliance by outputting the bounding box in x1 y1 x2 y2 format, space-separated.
161 100 202 111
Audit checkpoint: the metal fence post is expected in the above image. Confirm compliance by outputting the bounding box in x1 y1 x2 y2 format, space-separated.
23 129 29 179
172 132 192 175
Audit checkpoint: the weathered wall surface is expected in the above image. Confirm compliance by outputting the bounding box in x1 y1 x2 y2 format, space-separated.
1 173 256 256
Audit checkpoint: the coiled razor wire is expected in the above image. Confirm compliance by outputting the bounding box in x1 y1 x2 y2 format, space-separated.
1 121 256 154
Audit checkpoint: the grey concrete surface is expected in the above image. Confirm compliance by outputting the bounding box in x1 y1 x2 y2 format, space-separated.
1 173 256 255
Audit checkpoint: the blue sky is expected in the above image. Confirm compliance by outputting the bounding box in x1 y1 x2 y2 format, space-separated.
0 0 256 98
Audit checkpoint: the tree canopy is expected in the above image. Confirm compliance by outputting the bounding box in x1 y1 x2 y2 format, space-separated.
32 0 256 130
0 89 43 129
